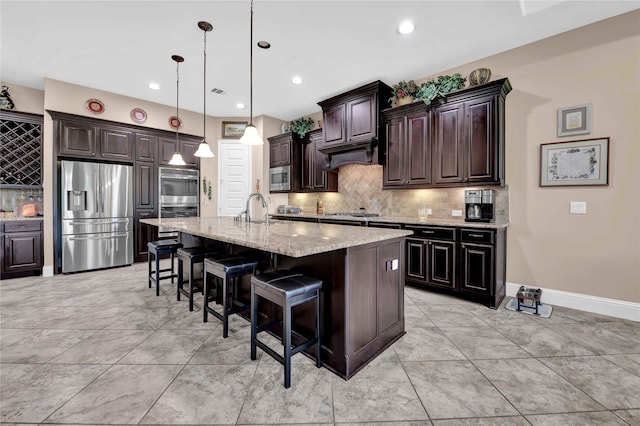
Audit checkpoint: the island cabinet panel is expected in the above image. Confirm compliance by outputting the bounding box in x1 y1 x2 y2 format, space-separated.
349 246 378 351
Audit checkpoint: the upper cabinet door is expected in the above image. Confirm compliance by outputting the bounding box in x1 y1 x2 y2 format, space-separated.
346 93 376 143
58 121 98 158
100 128 133 162
434 103 465 185
383 116 405 187
180 139 200 168
135 133 157 163
322 103 346 147
406 111 432 186
465 96 497 184
158 137 178 166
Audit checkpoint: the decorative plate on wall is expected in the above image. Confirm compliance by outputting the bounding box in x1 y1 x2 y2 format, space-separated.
85 98 105 114
169 116 182 129
130 108 147 124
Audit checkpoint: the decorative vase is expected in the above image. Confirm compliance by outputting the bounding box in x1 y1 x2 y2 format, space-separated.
469 68 491 86
395 96 414 106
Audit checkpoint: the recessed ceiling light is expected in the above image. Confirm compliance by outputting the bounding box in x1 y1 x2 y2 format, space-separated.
236 102 246 109
148 82 160 90
257 41 271 49
292 76 302 85
398 20 415 35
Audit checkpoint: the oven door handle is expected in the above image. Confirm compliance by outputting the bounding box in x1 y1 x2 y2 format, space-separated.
160 175 198 180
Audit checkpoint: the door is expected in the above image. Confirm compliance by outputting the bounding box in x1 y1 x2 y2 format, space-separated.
100 163 133 219
218 140 251 217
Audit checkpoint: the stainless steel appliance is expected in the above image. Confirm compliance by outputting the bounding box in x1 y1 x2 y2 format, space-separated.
158 167 199 237
269 165 291 192
61 160 133 273
465 189 495 222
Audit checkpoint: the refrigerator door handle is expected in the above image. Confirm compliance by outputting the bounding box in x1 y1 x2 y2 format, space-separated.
69 233 129 241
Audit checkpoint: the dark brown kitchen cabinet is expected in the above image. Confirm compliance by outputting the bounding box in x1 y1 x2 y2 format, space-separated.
134 209 157 263
301 129 338 192
1 111 43 189
405 226 456 290
269 133 292 167
267 132 302 192
100 128 134 161
383 103 432 188
1 220 43 279
57 119 98 158
317 81 392 169
158 136 200 167
433 78 511 186
135 133 157 163
135 163 156 209
459 228 505 309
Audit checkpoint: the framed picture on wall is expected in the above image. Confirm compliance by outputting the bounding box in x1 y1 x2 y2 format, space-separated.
222 121 247 139
557 103 591 137
540 137 609 187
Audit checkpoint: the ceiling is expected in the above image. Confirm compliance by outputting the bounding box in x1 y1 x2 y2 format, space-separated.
2 1 638 121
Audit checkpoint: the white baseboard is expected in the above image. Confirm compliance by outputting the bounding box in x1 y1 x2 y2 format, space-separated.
42 265 54 277
506 282 639 322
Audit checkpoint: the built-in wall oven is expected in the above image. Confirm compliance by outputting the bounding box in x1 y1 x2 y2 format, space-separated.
158 167 199 237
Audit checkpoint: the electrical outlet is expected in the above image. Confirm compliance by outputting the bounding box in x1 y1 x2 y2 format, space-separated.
427 208 432 215
570 201 587 214
452 209 463 217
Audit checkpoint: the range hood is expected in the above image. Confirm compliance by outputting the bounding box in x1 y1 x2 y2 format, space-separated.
316 80 392 171
318 138 380 170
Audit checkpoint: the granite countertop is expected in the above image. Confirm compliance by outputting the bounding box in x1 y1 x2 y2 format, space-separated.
1 216 44 221
270 213 510 229
141 217 412 258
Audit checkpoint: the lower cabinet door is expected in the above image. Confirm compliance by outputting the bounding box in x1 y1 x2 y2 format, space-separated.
406 238 427 282
460 243 493 293
3 232 43 274
426 240 456 289
134 210 157 263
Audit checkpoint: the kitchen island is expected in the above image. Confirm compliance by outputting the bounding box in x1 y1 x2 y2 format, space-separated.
141 217 412 379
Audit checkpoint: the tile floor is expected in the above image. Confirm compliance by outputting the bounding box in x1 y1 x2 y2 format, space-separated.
1 262 639 425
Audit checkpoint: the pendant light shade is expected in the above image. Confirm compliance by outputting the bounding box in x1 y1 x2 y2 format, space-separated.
194 21 215 158
240 0 263 145
169 54 187 166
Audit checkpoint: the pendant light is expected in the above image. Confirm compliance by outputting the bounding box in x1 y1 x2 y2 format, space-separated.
169 54 187 166
194 21 215 158
239 0 264 145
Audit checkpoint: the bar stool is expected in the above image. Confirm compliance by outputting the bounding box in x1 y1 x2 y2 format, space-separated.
250 271 322 388
203 256 259 338
148 240 183 296
177 247 220 311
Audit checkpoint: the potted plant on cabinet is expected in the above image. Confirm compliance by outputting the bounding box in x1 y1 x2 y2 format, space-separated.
288 116 314 137
389 80 419 106
415 73 467 105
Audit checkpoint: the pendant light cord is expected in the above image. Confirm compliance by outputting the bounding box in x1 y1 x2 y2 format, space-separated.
203 28 207 140
249 0 254 125
176 59 180 143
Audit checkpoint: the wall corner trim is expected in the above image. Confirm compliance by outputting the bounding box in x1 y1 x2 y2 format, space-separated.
506 282 640 322
42 265 54 277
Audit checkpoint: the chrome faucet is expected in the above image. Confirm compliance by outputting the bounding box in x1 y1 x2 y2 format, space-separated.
246 192 268 223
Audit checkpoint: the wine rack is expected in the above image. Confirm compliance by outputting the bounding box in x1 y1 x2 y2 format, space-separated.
0 110 43 188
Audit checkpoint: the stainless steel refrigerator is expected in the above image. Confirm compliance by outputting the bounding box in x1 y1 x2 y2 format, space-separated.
61 160 133 273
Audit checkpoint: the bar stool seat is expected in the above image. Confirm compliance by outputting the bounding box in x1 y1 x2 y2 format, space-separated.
203 256 259 338
148 240 183 296
250 271 322 388
177 247 220 311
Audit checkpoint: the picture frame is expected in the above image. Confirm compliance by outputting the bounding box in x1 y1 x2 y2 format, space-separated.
540 137 609 187
222 121 247 139
557 103 591 137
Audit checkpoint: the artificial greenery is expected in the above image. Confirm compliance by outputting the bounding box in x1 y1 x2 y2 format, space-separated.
202 177 212 201
288 116 314 137
389 80 419 103
415 73 467 105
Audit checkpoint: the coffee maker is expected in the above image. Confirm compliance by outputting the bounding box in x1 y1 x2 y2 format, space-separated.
465 189 495 222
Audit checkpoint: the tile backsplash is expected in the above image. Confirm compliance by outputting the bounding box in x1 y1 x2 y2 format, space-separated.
288 164 509 222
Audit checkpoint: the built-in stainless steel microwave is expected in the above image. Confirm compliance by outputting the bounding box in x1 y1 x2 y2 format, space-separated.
269 165 291 192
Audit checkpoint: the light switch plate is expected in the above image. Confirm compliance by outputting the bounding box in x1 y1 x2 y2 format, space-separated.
427 208 432 215
570 201 587 214
452 209 463 217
